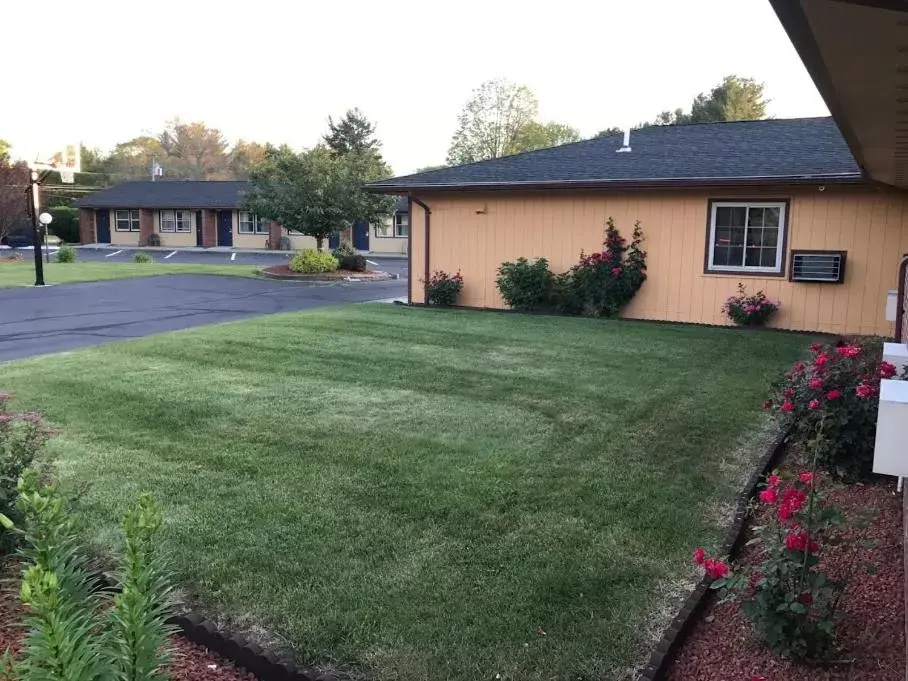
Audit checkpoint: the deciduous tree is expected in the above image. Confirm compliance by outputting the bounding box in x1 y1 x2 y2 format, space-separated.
158 119 230 179
513 121 581 152
0 158 29 244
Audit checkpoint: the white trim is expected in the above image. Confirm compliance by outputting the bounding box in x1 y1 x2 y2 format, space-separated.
114 209 140 232
706 201 786 274
237 210 268 235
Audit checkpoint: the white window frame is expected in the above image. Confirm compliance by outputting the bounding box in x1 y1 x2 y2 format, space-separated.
394 213 409 238
159 210 192 233
114 209 140 232
706 201 786 274
238 211 268 235
373 219 392 238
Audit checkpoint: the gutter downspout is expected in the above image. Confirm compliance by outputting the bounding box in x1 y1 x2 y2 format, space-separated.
410 196 431 304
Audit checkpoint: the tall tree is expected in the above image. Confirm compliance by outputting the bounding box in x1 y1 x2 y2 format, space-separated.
245 145 395 251
228 140 268 179
687 75 767 123
446 79 539 165
596 126 624 138
158 119 230 179
0 139 10 163
107 136 164 180
513 121 581 152
324 108 381 158
0 157 29 244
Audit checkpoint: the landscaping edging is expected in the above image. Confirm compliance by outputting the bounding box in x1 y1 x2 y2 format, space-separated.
168 613 332 681
636 428 790 681
260 265 391 282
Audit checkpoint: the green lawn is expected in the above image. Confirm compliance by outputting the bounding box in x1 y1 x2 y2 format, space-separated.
0 306 814 680
0 261 259 287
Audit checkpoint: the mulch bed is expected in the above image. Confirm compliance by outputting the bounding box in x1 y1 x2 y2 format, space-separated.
0 561 257 681
262 265 384 279
666 451 904 681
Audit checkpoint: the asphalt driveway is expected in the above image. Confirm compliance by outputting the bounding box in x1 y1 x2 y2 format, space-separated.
0 274 407 361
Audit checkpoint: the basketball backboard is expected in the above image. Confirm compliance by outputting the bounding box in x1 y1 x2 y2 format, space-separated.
30 142 81 183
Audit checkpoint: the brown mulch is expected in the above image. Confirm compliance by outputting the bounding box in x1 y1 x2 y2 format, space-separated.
666 453 904 681
0 562 256 681
263 264 381 278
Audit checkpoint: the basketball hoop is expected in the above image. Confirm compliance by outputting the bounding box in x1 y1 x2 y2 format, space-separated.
58 168 75 184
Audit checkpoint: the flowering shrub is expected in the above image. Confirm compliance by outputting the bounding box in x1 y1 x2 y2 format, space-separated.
0 392 50 543
765 338 885 480
495 257 554 311
424 270 464 307
695 468 844 660
556 218 647 317
289 248 339 273
722 282 780 326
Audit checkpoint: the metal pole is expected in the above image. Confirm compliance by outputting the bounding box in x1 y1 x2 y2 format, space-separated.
29 171 45 286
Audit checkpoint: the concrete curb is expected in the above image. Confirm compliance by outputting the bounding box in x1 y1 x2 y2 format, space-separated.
636 427 790 681
258 270 393 282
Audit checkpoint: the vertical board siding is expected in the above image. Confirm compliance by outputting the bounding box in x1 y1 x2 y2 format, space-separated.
411 188 908 336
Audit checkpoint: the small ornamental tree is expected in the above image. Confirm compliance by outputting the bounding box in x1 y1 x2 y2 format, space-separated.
765 338 887 480
558 218 647 317
695 465 844 660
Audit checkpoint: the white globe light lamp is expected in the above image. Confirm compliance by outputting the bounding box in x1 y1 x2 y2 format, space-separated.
38 212 53 226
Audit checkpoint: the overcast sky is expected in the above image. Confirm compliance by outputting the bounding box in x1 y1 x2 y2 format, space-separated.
2 0 828 175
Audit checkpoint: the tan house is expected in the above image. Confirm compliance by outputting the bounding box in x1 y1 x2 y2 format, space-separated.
368 115 908 337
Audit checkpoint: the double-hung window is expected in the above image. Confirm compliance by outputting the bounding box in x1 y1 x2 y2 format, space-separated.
394 213 409 238
707 201 786 274
115 210 140 232
159 210 192 233
238 211 268 234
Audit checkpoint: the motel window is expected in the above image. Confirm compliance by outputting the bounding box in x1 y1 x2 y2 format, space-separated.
706 201 786 274
114 210 140 232
238 211 269 235
159 210 192 233
394 213 409 238
374 219 392 237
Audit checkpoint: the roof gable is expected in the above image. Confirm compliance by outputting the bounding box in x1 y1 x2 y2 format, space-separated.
369 117 862 192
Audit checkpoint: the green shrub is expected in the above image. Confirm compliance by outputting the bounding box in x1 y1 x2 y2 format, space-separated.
0 393 50 549
722 282 781 326
766 338 887 480
133 251 154 264
1 473 175 681
496 257 553 311
332 243 357 260
424 270 463 306
289 249 339 274
146 233 162 247
47 206 79 244
556 218 647 317
339 254 368 272
56 244 76 263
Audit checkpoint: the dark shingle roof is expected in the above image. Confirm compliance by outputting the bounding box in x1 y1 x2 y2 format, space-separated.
74 181 249 209
368 117 862 192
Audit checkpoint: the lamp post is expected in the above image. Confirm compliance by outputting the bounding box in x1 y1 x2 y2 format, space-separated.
39 212 53 265
28 170 46 286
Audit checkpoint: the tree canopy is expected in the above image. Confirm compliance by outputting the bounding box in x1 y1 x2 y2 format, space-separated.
324 108 382 158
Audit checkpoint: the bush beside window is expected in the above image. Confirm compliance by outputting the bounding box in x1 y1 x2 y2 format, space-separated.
289 249 339 274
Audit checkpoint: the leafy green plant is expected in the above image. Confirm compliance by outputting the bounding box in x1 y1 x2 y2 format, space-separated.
145 234 162 248
56 244 76 263
722 282 780 326
1 473 174 681
557 218 647 317
47 207 79 244
0 393 50 546
332 243 357 260
765 338 886 480
696 457 845 660
133 252 154 264
339 254 367 272
424 270 463 306
495 258 553 311
289 249 339 274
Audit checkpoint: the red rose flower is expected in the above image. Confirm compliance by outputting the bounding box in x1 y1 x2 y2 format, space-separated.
856 384 874 399
798 591 813 605
814 353 829 367
762 400 772 410
768 474 780 487
781 401 794 413
611 266 622 277
798 471 814 485
759 487 778 504
809 342 823 354
825 389 842 400
778 488 807 521
794 362 805 373
704 558 729 580
693 547 705 566
809 378 823 390
835 344 861 358
786 529 819 553
881 361 898 379
808 399 820 410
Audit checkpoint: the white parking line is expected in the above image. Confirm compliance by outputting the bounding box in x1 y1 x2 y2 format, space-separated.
230 253 236 261
163 250 177 259
105 250 122 258
366 259 379 266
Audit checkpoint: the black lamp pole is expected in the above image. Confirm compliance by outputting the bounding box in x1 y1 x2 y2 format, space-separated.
28 170 46 287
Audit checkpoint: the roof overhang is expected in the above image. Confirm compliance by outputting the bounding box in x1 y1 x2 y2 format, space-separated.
366 174 865 194
770 0 908 188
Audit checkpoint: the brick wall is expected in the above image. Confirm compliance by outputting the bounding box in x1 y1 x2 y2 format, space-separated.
139 209 154 245
268 221 282 250
202 210 217 248
78 209 95 244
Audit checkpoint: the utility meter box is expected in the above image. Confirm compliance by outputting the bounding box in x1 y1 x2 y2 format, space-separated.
886 290 897 322
873 378 908 477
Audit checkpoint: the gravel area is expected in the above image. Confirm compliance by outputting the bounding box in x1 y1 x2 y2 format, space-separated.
667 453 904 681
0 560 257 681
